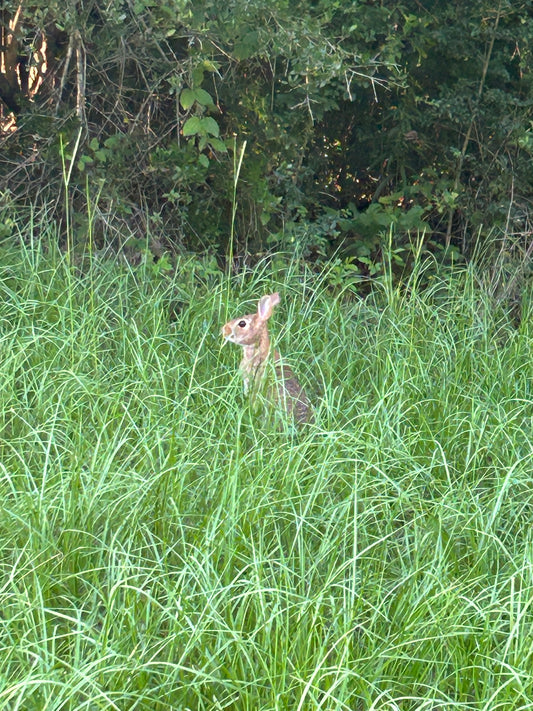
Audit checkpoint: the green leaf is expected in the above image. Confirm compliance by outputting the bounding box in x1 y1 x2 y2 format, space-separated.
104 135 120 149
202 60 219 73
192 66 204 86
198 154 209 168
180 88 196 110
202 117 220 137
183 116 220 138
208 138 227 152
193 88 214 106
234 30 259 60
77 154 93 171
182 117 202 136
89 137 99 151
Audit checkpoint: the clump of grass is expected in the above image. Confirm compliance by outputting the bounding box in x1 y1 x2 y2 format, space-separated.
0 226 532 710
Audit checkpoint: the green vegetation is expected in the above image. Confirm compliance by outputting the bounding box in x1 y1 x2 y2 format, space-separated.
2 2 533 707
0 224 532 709
2 0 533 271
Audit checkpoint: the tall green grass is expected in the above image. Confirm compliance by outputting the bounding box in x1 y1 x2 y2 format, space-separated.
0 233 532 710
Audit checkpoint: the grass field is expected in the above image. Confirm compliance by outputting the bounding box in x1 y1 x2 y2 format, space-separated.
0 236 532 710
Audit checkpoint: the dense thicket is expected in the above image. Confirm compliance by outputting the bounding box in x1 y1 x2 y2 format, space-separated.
1 0 532 275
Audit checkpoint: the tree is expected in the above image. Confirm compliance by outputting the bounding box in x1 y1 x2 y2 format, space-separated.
1 0 532 271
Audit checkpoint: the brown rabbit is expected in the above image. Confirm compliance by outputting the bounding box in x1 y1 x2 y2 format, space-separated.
222 293 312 424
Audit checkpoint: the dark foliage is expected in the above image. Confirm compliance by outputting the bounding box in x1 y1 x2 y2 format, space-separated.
1 0 532 277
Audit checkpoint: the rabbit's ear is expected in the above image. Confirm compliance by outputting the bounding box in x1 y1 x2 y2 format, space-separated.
257 293 280 321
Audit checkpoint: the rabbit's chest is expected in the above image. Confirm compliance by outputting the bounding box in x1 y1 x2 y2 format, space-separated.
240 351 267 395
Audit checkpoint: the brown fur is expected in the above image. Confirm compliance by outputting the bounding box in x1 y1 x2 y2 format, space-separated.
222 293 312 424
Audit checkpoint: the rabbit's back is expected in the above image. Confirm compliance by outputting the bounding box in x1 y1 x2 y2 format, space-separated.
273 354 312 424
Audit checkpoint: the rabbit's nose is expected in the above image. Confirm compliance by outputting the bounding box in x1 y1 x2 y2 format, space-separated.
222 324 231 338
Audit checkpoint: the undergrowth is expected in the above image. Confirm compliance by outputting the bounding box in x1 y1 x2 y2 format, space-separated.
0 230 532 710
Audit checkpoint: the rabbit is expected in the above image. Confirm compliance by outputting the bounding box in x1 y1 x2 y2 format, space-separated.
222 292 312 424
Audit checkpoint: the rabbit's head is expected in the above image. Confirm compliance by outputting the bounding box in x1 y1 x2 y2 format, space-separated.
222 293 280 347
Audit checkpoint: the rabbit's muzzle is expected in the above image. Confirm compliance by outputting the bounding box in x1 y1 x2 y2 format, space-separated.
221 324 234 341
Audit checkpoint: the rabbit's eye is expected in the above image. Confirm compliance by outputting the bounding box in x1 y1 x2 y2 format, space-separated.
238 320 247 328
